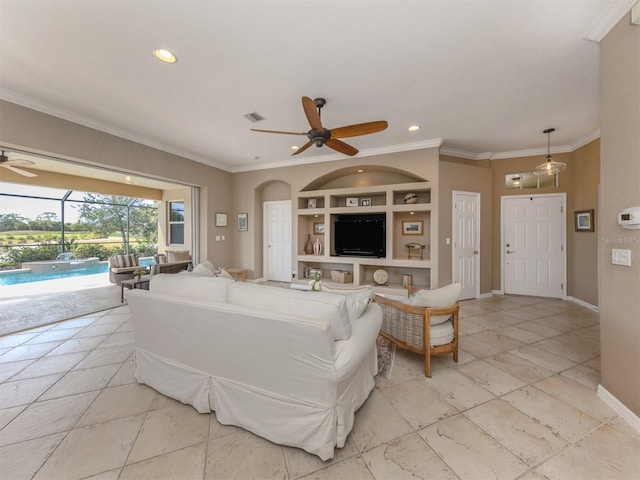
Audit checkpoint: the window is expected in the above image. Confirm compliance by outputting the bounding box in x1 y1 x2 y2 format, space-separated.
168 201 185 245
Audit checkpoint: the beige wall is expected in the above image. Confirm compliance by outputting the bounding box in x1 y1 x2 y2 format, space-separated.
0 101 233 266
568 140 600 306
438 155 493 294
157 187 193 256
488 146 600 306
599 14 640 416
231 149 440 279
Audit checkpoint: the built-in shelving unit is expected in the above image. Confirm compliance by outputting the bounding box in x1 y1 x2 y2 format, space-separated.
295 181 435 290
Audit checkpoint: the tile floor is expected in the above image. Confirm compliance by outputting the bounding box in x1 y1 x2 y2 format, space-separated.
0 295 638 479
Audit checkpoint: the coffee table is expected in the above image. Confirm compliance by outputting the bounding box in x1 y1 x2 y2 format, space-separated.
121 275 151 303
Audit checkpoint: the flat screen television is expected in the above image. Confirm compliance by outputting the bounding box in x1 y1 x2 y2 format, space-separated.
334 214 386 257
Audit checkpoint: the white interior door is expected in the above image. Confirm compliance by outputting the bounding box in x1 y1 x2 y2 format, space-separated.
502 194 565 298
453 191 480 300
263 201 291 282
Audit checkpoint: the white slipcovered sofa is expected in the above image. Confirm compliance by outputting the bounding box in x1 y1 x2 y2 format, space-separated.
127 274 382 460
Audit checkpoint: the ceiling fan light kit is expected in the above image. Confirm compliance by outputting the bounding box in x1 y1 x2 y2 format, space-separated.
534 127 566 176
251 96 388 157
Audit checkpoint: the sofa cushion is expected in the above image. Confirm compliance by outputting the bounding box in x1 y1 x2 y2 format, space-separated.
430 320 454 346
150 273 234 303
320 285 373 321
410 283 462 325
227 282 352 340
166 250 191 262
113 253 138 268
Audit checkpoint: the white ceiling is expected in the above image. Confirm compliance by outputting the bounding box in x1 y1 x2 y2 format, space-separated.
0 1 634 174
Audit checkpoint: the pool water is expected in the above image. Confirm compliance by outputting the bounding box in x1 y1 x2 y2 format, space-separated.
0 258 154 286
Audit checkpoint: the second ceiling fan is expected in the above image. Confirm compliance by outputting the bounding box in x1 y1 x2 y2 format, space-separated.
251 96 388 156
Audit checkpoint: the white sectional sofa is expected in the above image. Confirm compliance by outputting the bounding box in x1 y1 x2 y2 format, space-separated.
126 274 382 460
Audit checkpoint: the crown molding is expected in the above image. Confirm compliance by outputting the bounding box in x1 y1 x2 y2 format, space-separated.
439 147 493 160
584 0 637 42
0 89 231 172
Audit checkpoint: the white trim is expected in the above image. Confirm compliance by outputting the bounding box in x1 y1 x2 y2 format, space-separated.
478 292 493 299
491 289 504 295
566 296 599 312
585 0 638 42
597 385 640 433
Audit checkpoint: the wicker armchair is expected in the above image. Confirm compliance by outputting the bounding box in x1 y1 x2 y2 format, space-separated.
373 283 461 377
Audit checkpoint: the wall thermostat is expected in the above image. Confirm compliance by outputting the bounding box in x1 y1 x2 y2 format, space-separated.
618 207 640 229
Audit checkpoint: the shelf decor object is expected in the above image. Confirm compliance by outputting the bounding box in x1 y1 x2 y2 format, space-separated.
405 243 426 259
402 221 423 235
304 234 314 254
404 192 418 204
313 238 323 255
373 269 388 286
307 198 317 208
346 197 358 207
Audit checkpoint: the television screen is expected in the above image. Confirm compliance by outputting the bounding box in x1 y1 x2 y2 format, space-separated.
334 214 386 257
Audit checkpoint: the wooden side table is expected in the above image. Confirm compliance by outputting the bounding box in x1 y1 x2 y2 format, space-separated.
121 275 151 303
225 268 247 282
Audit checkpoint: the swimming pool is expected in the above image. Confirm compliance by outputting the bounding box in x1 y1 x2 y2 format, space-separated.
0 257 154 286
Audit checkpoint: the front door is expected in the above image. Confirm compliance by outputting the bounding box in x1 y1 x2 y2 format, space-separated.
264 201 292 282
502 194 565 298
452 191 480 300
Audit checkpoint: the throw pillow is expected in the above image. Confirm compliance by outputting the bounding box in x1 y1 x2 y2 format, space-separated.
410 283 462 325
166 250 191 262
114 253 138 268
191 263 216 277
320 285 373 321
217 269 234 280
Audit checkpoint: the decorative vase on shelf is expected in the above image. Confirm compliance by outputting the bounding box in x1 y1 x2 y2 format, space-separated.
313 238 323 255
304 234 313 254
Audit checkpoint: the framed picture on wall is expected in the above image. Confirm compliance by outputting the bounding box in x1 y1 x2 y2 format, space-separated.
402 220 423 235
575 209 594 232
313 222 325 235
215 213 228 227
237 213 248 232
346 197 358 207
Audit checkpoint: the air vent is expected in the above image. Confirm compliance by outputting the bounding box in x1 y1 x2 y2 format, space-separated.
244 112 265 123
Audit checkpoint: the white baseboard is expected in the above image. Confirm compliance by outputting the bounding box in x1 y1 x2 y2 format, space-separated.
478 292 493 299
567 296 599 312
597 385 640 433
491 289 504 295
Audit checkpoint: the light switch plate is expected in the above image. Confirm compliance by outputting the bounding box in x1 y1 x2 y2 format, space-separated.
612 249 631 266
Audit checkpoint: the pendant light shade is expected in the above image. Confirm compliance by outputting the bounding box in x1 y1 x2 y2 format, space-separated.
534 128 566 176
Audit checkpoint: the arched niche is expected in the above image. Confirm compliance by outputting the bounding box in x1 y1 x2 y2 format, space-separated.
301 165 427 191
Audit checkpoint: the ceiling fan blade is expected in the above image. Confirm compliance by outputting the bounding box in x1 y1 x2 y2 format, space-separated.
251 128 307 136
291 141 313 156
1 164 38 177
331 121 388 139
325 138 358 156
302 96 323 131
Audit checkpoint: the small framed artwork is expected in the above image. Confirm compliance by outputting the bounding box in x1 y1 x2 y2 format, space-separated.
402 220 424 235
307 198 317 208
346 197 358 207
360 198 371 207
575 209 594 232
313 222 325 235
237 213 248 232
215 213 228 227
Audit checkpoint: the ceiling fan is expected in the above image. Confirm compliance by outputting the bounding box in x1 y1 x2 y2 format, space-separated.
0 151 38 177
251 96 388 156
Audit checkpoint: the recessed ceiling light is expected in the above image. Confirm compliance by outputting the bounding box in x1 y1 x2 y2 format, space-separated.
125 175 132 183
153 49 177 63
357 169 364 173
291 146 299 151
408 125 420 132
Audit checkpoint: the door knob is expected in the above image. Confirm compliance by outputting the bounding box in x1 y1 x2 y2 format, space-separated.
473 250 479 254
506 250 514 254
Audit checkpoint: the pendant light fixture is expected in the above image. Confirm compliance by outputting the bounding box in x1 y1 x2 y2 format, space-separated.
534 128 566 176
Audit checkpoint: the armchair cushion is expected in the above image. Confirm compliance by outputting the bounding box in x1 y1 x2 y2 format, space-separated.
166 250 191 262
410 283 462 325
112 253 139 268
